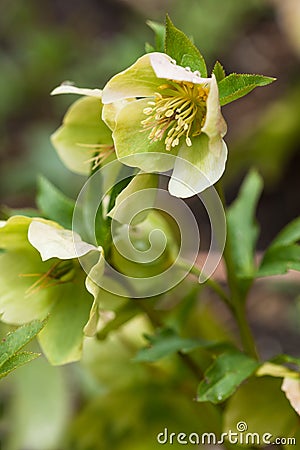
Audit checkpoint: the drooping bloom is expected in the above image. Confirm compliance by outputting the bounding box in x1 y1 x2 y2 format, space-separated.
102 52 227 198
0 216 103 365
50 85 115 175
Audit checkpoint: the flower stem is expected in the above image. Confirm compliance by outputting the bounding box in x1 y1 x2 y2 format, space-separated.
215 180 258 360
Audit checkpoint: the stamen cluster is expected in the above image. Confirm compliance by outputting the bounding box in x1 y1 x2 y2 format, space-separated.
142 81 208 151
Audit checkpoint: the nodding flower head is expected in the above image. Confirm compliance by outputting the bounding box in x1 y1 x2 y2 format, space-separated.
101 52 228 198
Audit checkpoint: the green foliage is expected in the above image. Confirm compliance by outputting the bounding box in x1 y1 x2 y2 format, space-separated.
212 61 226 82
37 175 75 229
218 73 275 106
226 170 263 292
165 15 207 76
0 320 45 379
134 328 205 363
197 350 259 404
258 217 300 276
146 20 165 53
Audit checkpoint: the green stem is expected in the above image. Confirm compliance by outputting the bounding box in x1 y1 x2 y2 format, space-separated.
233 299 258 359
215 180 258 360
189 265 232 308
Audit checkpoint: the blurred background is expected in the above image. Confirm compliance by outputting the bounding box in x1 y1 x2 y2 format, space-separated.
0 0 300 449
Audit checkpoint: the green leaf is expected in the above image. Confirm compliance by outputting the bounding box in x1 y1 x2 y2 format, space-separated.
218 73 276 106
227 170 263 287
271 217 300 247
145 42 155 53
258 217 300 277
0 351 40 379
165 15 207 76
0 320 45 367
212 61 225 82
272 354 300 368
0 320 45 379
134 328 210 363
197 351 259 403
146 20 165 53
36 175 75 229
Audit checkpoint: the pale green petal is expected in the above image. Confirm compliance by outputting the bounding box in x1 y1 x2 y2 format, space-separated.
51 85 102 98
113 98 174 172
0 250 59 323
51 96 113 175
202 74 227 156
0 217 64 323
84 250 105 337
38 275 92 365
102 53 161 104
169 134 227 198
108 173 158 225
0 216 34 251
102 98 134 131
28 221 98 261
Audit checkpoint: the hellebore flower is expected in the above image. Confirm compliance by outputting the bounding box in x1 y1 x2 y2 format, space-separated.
0 216 104 365
50 85 115 175
102 52 227 197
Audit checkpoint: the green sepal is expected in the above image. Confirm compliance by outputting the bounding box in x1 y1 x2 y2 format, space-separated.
146 20 165 53
36 175 75 230
212 61 226 82
218 73 276 106
258 217 300 276
165 15 207 76
197 350 259 404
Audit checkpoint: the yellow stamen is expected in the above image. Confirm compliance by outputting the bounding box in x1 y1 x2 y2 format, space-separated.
141 80 209 151
19 260 75 297
77 143 114 170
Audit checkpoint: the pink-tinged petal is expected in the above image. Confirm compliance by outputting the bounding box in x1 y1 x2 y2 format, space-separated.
169 135 228 198
51 84 102 98
28 221 98 261
150 52 211 85
102 54 162 104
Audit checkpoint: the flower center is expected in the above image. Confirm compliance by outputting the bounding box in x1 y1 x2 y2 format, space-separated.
20 260 76 296
141 81 209 151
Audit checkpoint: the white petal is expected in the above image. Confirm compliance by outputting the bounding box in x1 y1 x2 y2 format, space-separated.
202 74 227 144
150 52 211 84
168 136 228 198
28 221 98 261
282 377 300 415
51 84 102 98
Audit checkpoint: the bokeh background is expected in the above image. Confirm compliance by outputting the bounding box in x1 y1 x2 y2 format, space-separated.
0 1 300 449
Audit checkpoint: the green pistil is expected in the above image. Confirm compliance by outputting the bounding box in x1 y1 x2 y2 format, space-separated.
141 81 208 151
